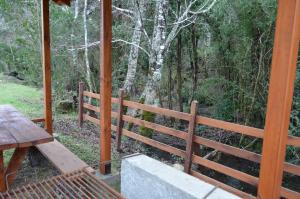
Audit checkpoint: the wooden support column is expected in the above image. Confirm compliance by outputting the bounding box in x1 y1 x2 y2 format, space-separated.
184 101 198 173
99 0 112 174
0 151 5 192
41 0 53 135
258 1 300 198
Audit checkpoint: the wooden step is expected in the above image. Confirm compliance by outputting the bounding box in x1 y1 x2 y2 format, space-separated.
36 139 94 174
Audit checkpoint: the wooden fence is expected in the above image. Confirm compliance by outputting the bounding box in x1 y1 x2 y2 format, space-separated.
78 82 300 198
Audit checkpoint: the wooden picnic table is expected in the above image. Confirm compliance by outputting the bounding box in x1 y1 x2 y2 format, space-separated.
0 105 53 192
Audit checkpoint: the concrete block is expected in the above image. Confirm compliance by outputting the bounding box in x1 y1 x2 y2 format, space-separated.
121 154 215 199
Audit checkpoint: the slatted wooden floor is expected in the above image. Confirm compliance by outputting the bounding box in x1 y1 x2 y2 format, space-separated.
0 169 124 199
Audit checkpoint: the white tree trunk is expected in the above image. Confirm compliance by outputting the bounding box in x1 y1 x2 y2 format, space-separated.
142 0 168 105
71 0 79 75
83 0 94 92
123 0 146 95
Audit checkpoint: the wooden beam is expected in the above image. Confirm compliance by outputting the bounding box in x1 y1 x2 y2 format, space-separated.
99 0 112 174
41 0 53 135
184 101 198 173
258 0 300 198
5 148 29 190
0 151 5 192
52 0 71 6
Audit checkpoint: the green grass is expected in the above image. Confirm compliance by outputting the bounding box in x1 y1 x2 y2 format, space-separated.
57 133 99 166
0 74 43 118
0 74 97 167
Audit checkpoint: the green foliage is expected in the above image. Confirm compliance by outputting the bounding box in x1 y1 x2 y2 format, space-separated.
139 111 155 138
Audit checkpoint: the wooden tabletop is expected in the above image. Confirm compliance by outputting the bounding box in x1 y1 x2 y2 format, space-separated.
0 105 53 150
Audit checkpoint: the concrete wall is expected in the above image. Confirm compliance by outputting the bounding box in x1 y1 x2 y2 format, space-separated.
121 154 241 199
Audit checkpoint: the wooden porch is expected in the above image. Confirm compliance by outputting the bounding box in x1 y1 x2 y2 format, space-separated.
0 0 299 198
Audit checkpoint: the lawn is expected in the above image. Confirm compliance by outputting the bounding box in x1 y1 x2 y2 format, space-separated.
0 73 99 167
0 74 43 118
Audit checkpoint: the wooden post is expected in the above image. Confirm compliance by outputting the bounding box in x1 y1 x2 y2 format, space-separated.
41 0 53 135
0 151 5 192
184 101 198 173
116 89 125 152
258 1 300 198
5 148 29 190
78 82 85 127
99 0 112 174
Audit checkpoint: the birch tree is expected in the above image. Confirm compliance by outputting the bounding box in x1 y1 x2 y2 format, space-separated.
141 0 218 105
83 0 95 92
123 0 146 95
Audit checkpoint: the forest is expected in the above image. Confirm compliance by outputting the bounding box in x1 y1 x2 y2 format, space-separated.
0 0 299 173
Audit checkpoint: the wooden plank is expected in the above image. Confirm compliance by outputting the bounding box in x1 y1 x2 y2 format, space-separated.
123 100 191 121
78 82 84 127
83 114 99 125
122 129 186 158
0 105 53 149
190 170 256 199
193 135 300 176
37 140 94 174
52 0 71 6
6 148 29 190
31 118 45 123
281 187 300 199
287 135 300 147
83 91 100 100
116 89 125 152
196 116 264 138
99 0 113 175
258 1 300 198
122 115 187 140
0 152 5 192
83 103 100 113
0 126 18 150
192 155 259 186
41 0 53 135
184 101 198 173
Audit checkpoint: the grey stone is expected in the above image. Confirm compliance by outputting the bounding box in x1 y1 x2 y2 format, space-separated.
121 154 215 199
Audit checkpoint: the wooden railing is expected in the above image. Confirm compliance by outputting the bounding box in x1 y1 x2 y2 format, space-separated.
78 83 300 198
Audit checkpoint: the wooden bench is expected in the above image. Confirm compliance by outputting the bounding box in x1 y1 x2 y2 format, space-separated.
37 139 94 174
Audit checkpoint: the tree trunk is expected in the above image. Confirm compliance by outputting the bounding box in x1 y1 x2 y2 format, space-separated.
142 0 168 106
123 0 146 95
190 24 199 102
176 1 183 112
83 0 94 92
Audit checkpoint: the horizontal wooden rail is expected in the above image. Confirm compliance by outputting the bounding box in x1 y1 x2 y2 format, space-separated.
287 135 300 147
83 91 119 104
122 115 187 140
281 187 300 199
122 129 186 158
83 103 99 113
83 91 100 100
83 114 117 131
192 155 259 186
193 135 300 176
190 170 256 199
32 118 45 123
123 100 191 121
197 116 264 138
79 88 300 197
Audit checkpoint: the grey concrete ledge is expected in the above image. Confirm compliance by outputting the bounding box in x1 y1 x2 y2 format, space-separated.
121 154 240 199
